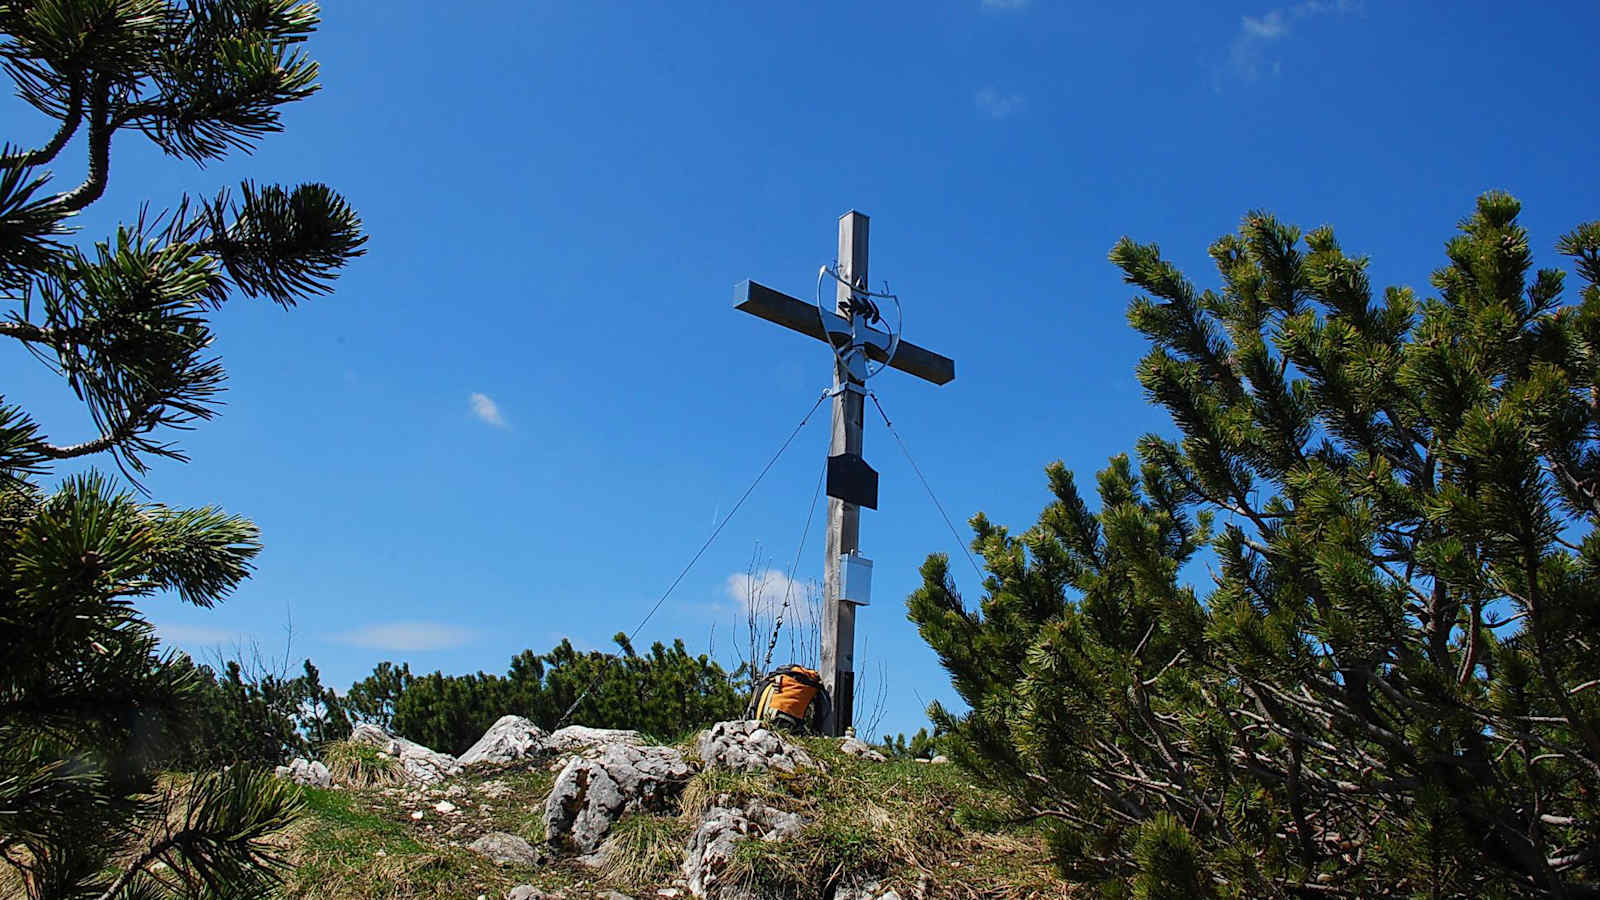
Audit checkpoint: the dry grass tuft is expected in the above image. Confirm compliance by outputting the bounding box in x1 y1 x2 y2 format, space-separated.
677 766 790 827
321 740 403 790
601 813 691 887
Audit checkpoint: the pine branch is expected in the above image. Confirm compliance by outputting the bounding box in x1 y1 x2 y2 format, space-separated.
35 419 149 461
94 769 297 900
1521 546 1600 775
0 320 51 342
197 181 367 306
0 153 71 284
1 75 85 167
52 74 112 214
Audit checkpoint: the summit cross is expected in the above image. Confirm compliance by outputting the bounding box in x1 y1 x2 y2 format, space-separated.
732 210 955 736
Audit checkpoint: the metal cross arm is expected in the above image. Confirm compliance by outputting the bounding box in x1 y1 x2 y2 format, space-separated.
733 280 956 386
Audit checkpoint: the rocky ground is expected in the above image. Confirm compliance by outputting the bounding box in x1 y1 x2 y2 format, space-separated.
274 717 1071 899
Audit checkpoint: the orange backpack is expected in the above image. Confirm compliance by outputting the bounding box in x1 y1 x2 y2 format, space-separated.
747 665 829 732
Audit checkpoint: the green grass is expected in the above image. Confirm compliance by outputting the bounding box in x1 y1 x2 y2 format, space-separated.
284 787 498 899
280 768 600 899
297 785 401 833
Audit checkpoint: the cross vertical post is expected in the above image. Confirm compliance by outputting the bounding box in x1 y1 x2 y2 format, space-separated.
821 211 868 737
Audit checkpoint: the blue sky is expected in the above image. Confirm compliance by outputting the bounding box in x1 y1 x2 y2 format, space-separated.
7 0 1600 740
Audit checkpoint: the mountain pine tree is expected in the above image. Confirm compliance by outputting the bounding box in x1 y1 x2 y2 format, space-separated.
911 194 1600 897
388 636 744 754
0 1 363 896
292 659 350 747
172 657 306 770
344 660 414 730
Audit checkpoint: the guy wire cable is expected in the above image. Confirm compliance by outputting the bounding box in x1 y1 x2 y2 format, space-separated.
553 388 830 729
761 450 827 674
867 390 987 583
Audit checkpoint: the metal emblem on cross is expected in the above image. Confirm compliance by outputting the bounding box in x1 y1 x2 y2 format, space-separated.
732 210 956 736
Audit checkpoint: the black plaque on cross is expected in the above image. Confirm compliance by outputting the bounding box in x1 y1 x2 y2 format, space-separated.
826 452 878 510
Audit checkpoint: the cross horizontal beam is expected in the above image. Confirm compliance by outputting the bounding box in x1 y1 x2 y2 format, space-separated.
733 280 955 385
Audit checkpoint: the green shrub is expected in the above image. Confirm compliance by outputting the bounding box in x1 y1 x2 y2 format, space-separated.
912 195 1600 897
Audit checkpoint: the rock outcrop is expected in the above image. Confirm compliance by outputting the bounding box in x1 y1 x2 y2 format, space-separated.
544 742 695 855
469 831 546 867
274 757 332 788
694 721 814 774
839 737 887 762
682 798 806 898
506 888 563 900
348 723 460 785
459 715 546 767
542 725 643 755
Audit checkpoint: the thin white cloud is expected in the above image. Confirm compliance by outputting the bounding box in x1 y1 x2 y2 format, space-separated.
1227 0 1360 81
980 0 1029 9
333 622 476 652
1295 0 1361 12
975 87 1025 120
726 568 805 614
156 623 245 646
469 392 506 427
1241 10 1288 38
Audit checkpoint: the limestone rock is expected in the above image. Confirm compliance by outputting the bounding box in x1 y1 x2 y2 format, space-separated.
695 721 814 774
831 882 888 900
460 715 546 767
348 722 390 745
507 886 564 900
542 725 643 755
930 754 951 765
469 831 545 867
544 743 694 855
682 799 806 898
273 757 332 788
839 737 888 762
349 722 460 785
